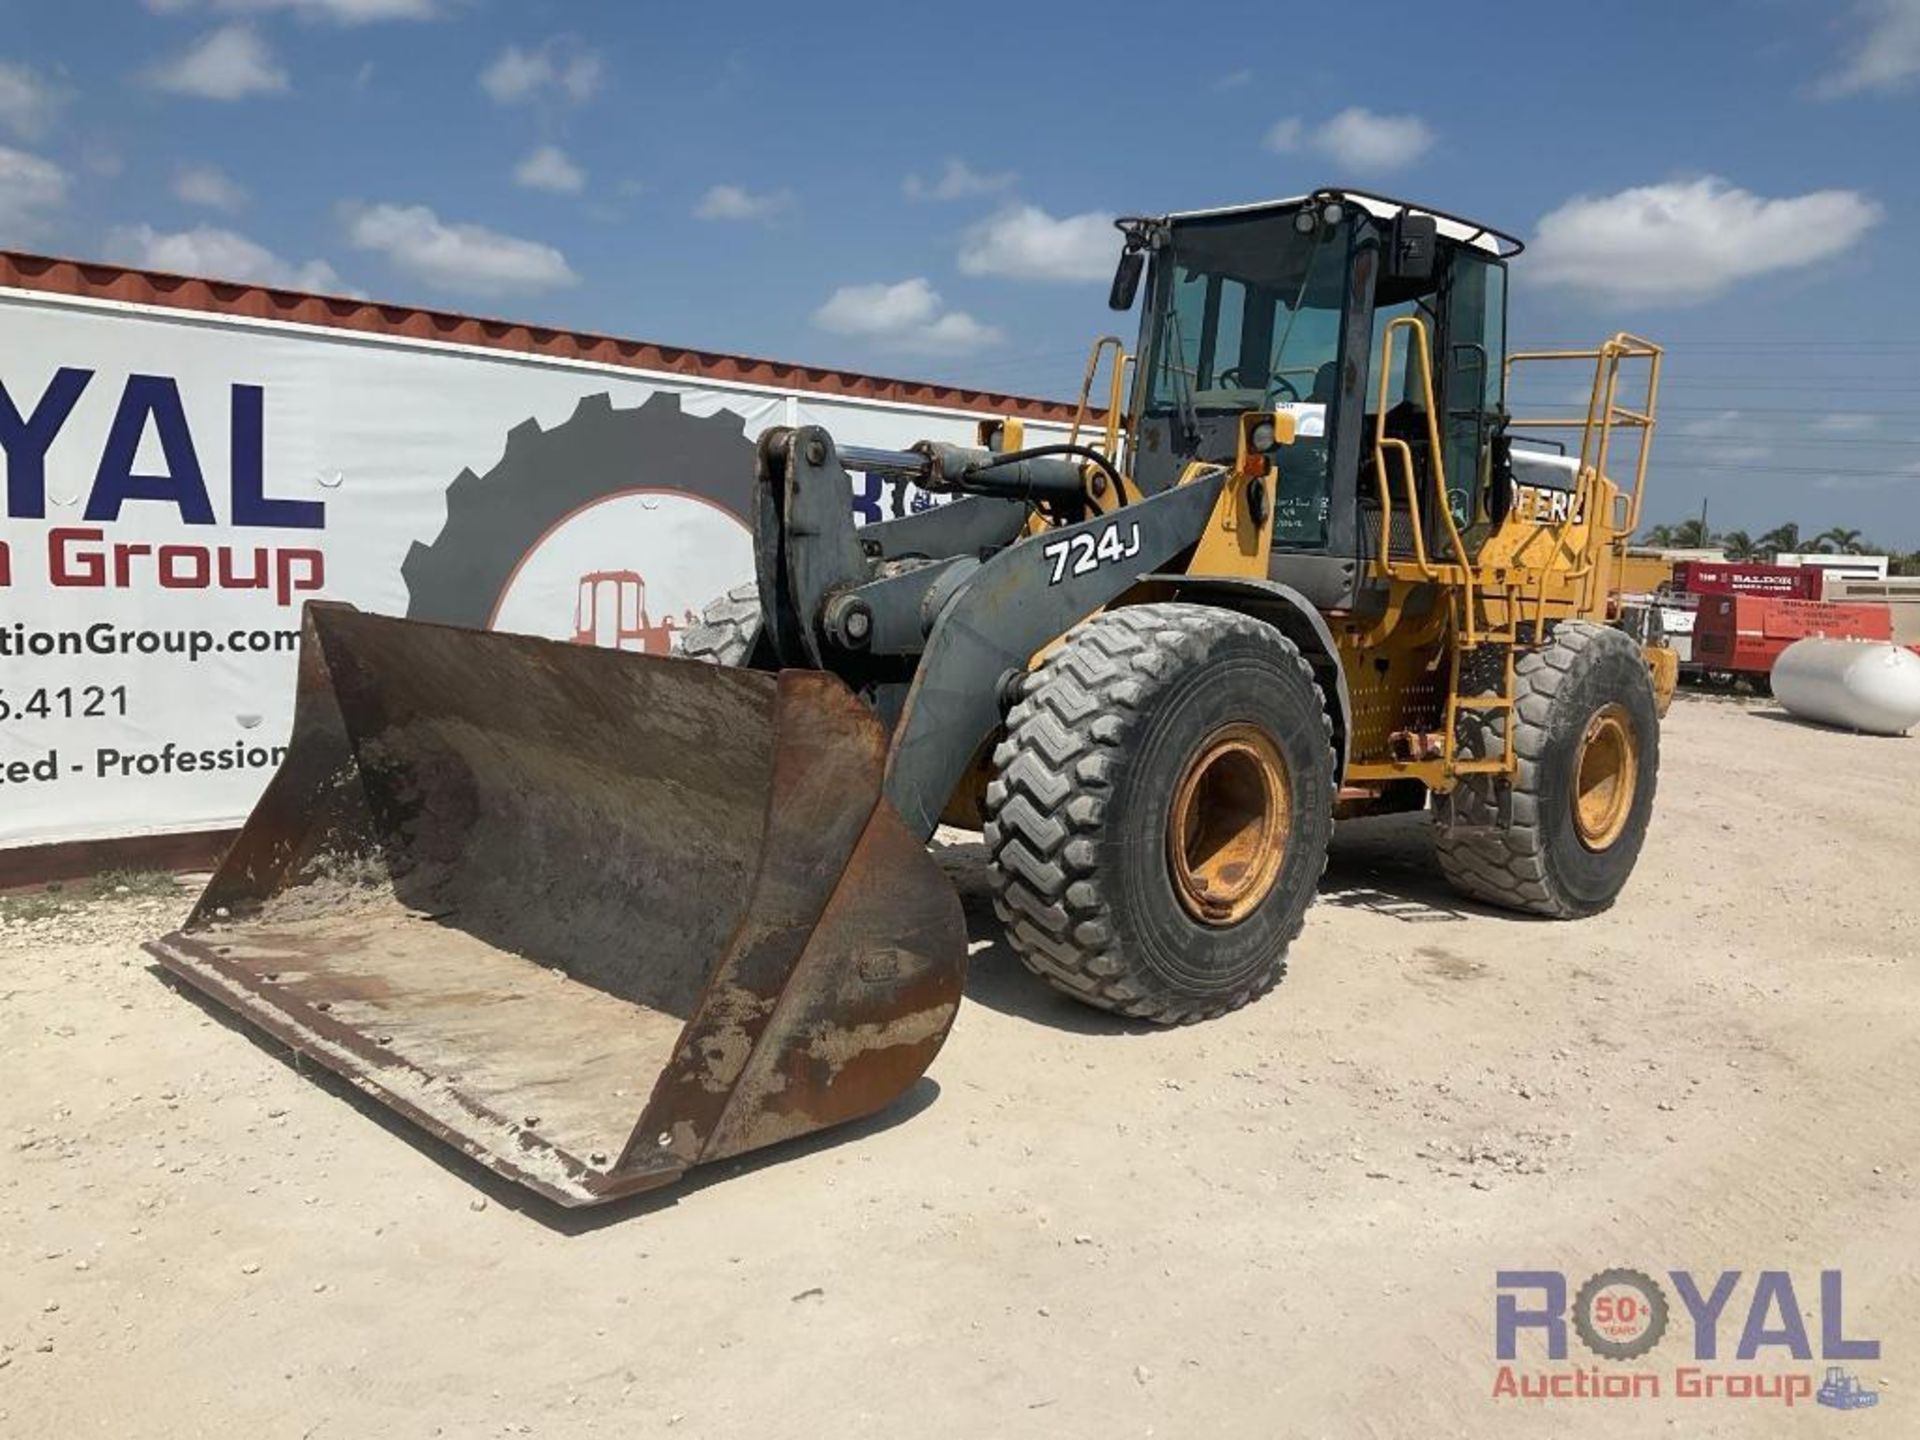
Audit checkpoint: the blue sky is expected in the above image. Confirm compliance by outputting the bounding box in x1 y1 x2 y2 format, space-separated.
3 0 1919 546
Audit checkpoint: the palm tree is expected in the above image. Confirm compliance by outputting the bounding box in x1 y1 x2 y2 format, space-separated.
1669 517 1713 549
1639 522 1676 547
1816 526 1865 555
1756 523 1801 560
1720 529 1757 561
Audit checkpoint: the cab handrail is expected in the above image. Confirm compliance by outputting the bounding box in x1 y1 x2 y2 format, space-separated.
1371 315 1479 637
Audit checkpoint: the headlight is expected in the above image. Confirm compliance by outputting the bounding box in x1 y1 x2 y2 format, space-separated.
1249 421 1276 451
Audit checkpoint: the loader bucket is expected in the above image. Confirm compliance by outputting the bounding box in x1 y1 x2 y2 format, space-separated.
146 605 967 1207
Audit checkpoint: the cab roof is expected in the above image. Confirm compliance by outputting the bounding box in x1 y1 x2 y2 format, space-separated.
1163 187 1524 258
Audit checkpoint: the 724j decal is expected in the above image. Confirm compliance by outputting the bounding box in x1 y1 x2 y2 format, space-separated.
1042 521 1142 586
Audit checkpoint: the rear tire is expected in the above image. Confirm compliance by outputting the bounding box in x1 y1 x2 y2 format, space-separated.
984 603 1335 1024
1435 620 1659 918
673 581 767 667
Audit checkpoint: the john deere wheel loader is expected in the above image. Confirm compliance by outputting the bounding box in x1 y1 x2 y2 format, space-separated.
149 188 1667 1206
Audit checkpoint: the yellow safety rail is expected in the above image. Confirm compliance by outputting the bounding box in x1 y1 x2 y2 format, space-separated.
1370 316 1480 633
1351 325 1663 790
1068 335 1132 464
1504 333 1664 622
1361 315 1527 784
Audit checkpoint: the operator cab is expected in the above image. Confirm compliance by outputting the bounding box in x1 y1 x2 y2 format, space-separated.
1114 189 1520 610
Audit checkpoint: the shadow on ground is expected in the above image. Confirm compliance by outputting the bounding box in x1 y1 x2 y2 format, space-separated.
1745 705 1905 738
939 811 1528 1031
1320 811 1502 923
934 835 1158 1037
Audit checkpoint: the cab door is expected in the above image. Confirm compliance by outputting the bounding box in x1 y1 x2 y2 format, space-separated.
1438 251 1508 544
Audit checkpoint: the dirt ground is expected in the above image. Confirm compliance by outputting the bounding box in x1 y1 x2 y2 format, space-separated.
2 693 1915 1439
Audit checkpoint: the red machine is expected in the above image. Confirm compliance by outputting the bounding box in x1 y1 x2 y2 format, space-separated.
1670 561 1820 600
571 570 685 654
1692 595 1893 684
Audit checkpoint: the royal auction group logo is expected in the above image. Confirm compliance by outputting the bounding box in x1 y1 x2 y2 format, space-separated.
1494 1268 1882 1411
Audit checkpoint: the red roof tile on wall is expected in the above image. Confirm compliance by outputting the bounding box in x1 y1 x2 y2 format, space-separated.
0 250 1088 424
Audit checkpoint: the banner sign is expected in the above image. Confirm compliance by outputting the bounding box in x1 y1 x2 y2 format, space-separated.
0 290 1076 851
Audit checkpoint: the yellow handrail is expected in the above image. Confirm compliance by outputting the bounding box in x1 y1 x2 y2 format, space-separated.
1371 316 1480 638
1104 345 1131 464
1375 436 1434 576
1506 333 1663 534
1504 332 1663 627
1068 336 1128 459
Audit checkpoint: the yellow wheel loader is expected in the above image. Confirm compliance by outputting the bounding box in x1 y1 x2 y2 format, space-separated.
150 188 1667 1206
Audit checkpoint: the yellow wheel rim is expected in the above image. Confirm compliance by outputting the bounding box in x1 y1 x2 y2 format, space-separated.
1166 723 1292 926
1572 703 1638 851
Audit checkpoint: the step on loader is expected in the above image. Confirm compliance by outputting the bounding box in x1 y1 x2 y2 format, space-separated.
150 188 1669 1205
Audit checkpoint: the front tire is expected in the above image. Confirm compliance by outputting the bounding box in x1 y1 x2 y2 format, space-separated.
984 603 1335 1024
1435 620 1660 917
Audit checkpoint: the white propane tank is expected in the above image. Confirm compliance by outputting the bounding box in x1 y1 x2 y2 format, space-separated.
1772 639 1920 736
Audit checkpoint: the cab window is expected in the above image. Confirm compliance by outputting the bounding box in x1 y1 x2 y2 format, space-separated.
1147 211 1352 546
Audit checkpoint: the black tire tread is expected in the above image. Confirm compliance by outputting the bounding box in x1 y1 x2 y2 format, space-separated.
1433 620 1653 918
983 603 1333 1024
673 581 761 666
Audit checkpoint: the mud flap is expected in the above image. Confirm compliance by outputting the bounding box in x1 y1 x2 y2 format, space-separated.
145 605 967 1207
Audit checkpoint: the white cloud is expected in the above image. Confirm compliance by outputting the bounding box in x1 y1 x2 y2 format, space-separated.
1817 0 1920 96
1702 442 1772 466
1214 69 1252 91
693 183 793 222
148 26 289 100
812 277 1001 354
1262 117 1304 153
957 204 1116 282
479 38 601 106
1266 107 1434 173
1317 108 1435 171
174 164 248 211
107 223 344 291
1817 459 1920 491
1681 409 1746 439
226 0 439 18
0 144 67 243
1813 412 1880 434
342 201 578 296
146 0 442 17
513 144 585 195
0 62 66 140
915 312 1001 351
903 157 1015 202
1529 178 1882 305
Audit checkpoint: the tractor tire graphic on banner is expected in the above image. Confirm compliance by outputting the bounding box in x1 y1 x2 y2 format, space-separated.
402 391 757 649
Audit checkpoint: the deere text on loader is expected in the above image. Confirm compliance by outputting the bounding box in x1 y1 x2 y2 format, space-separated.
150 188 1667 1206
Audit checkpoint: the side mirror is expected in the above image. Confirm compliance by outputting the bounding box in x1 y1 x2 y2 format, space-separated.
1388 211 1437 283
1108 249 1145 311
